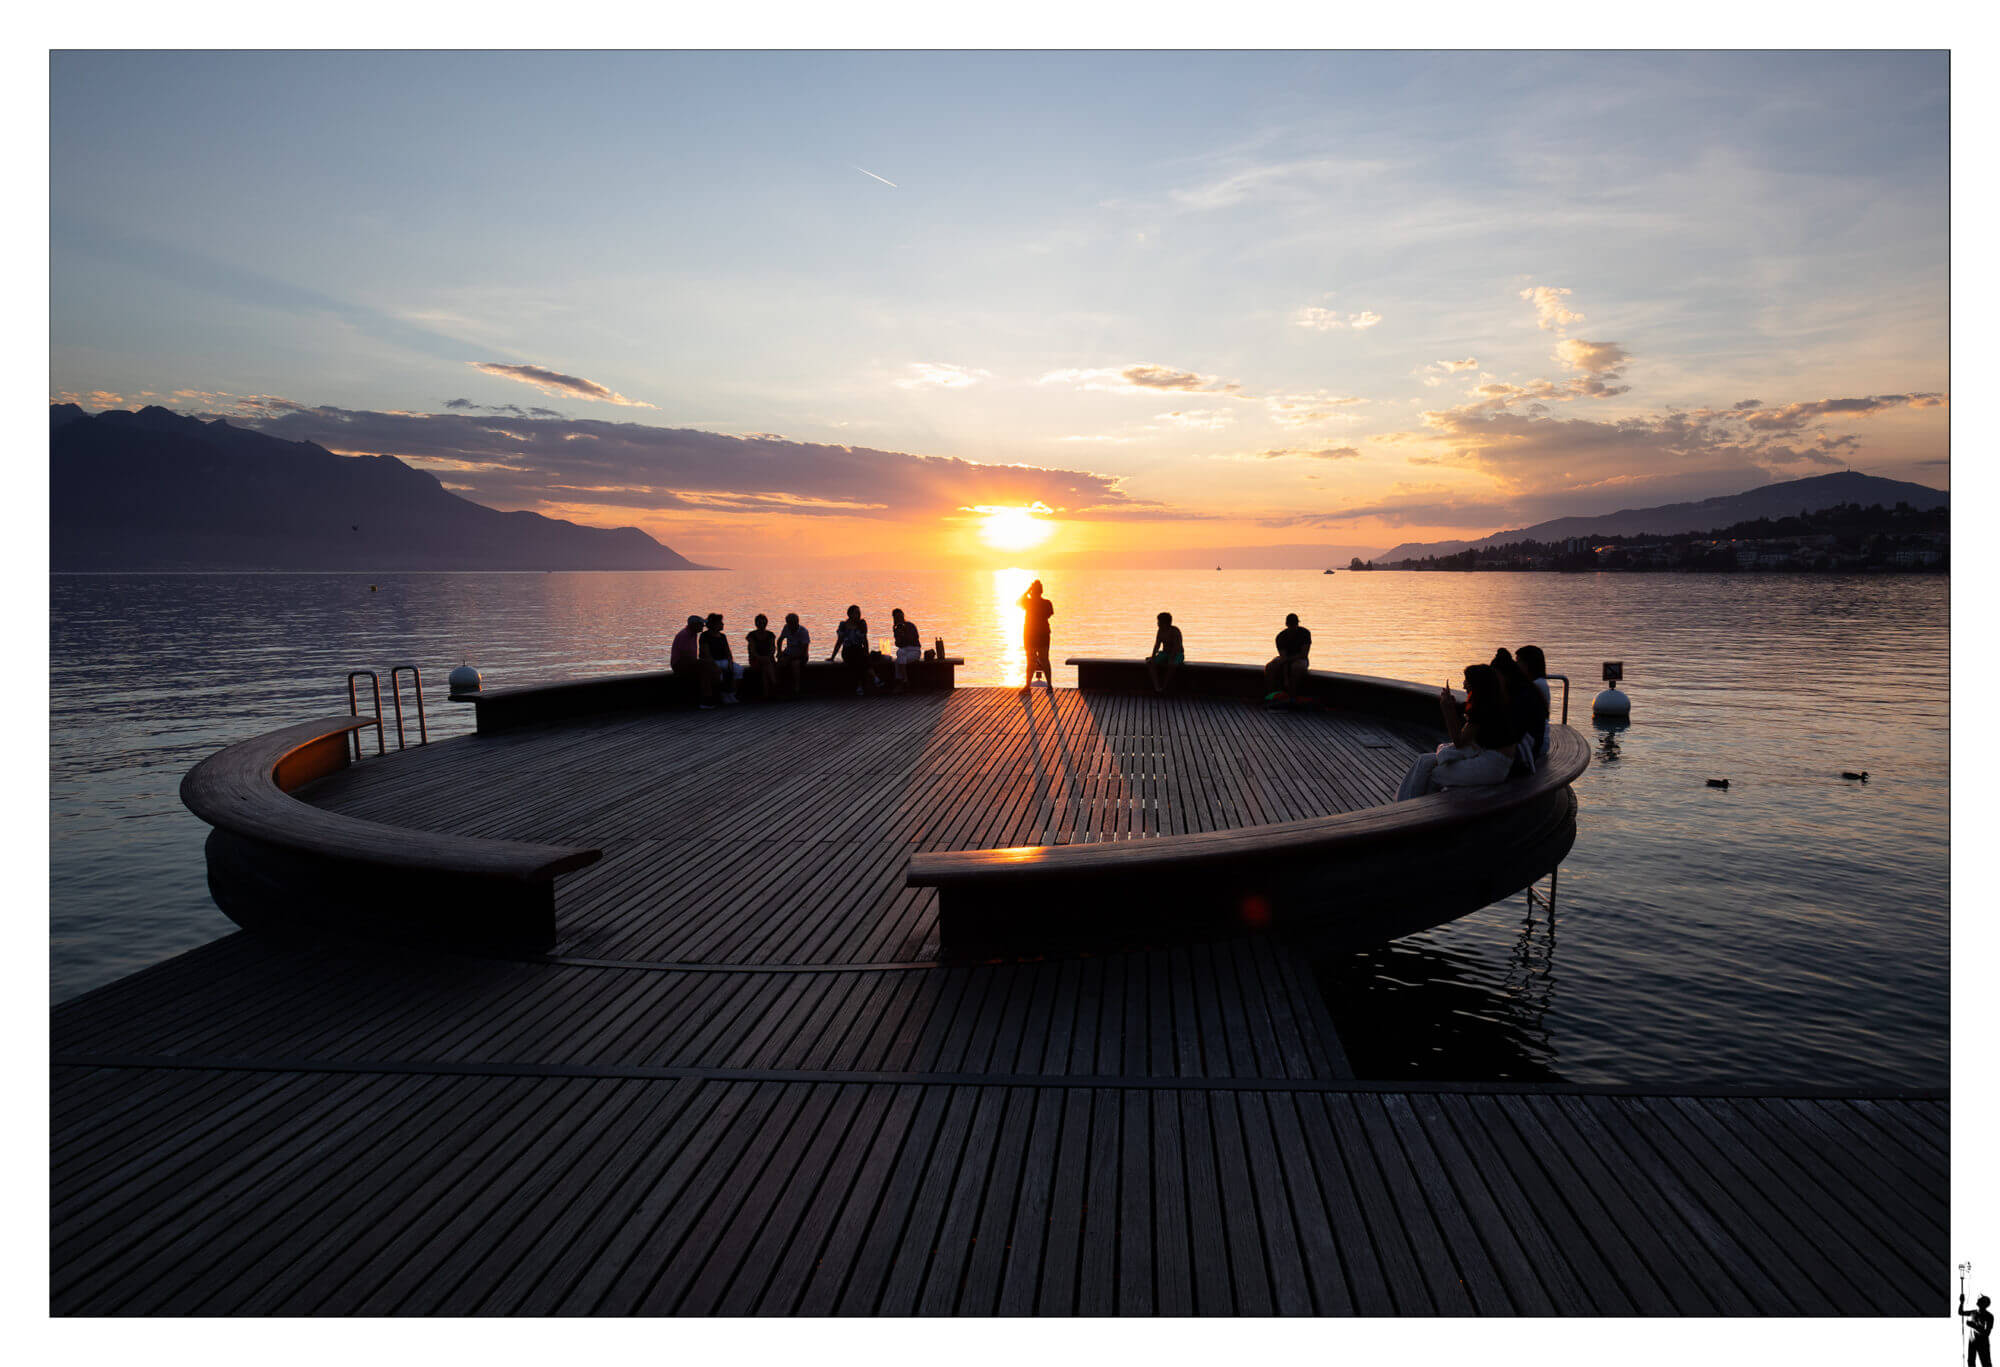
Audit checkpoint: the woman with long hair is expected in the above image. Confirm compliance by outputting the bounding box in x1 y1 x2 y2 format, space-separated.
1491 646 1549 768
1395 663 1523 799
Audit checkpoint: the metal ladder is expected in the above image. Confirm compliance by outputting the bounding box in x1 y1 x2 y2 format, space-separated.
346 665 430 761
1546 673 1571 725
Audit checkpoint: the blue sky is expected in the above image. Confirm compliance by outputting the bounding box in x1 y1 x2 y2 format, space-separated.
51 50 1949 563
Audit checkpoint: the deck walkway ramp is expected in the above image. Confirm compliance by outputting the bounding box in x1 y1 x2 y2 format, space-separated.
52 688 1945 1315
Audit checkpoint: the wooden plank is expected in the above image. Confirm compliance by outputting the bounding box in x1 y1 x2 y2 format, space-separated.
1235 1091 1315 1314
993 1088 1067 1315
1616 1087 1864 1311
869 1085 985 1315
1488 1093 1682 1315
646 1081 855 1314
1433 1093 1611 1314
1549 1095 1754 1314
933 1085 1039 1315
794 1084 946 1316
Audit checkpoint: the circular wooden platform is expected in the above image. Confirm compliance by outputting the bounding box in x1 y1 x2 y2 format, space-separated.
295 685 1445 964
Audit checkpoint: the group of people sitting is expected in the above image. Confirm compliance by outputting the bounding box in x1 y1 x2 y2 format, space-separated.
1395 645 1553 798
668 605 929 708
667 601 1554 801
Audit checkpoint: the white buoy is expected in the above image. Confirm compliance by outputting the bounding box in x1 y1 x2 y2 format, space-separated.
1593 659 1631 718
448 663 482 696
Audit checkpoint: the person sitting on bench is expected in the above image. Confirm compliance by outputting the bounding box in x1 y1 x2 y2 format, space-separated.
890 608 922 691
777 613 810 697
698 612 741 708
1395 664 1523 798
1264 612 1311 696
1148 612 1184 694
670 614 704 702
745 614 779 699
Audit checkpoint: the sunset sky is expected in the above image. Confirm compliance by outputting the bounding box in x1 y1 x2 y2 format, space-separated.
50 50 1948 566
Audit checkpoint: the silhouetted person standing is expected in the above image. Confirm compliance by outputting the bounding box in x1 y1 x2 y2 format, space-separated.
1019 580 1054 692
746 614 778 700
1964 1292 1993 1367
829 605 873 696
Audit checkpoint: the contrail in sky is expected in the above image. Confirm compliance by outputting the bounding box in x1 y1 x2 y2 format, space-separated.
853 165 898 188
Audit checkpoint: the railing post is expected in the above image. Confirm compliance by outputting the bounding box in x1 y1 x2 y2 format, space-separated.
1547 673 1571 726
405 666 428 745
347 670 385 758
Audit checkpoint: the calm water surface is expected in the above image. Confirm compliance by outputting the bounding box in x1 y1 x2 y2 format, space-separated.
50 569 1948 1088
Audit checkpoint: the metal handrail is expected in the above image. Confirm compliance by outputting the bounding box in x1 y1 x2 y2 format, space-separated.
388 665 428 748
346 670 385 759
1545 674 1571 726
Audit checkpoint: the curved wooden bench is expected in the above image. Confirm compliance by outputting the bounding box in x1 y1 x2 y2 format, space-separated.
182 716 600 951
908 662 1588 954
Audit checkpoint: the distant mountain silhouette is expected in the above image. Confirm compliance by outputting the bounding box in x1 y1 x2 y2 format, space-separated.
50 404 711 571
1374 471 1948 563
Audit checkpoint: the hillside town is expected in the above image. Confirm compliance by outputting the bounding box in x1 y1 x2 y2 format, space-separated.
1353 500 1948 573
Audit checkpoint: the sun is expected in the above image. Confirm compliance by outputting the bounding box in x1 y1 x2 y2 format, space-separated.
977 504 1056 552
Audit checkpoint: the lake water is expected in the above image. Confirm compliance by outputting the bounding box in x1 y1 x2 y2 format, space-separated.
50 569 1949 1089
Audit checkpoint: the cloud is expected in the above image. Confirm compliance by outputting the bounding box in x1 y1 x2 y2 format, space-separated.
220 403 1162 524
1519 285 1583 332
56 388 152 409
894 362 989 390
1374 388 1945 519
1421 357 1480 387
1554 339 1630 375
1122 364 1242 394
1157 408 1235 431
1259 446 1361 460
445 398 567 418
1259 489 1524 529
1167 155 1389 212
1740 392 1947 431
1040 363 1244 396
153 391 317 420
1443 339 1634 413
469 362 654 408
1056 505 1225 523
1295 306 1381 331
1265 391 1367 427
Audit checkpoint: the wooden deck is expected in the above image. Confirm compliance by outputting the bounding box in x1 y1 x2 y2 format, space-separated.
51 688 1946 1315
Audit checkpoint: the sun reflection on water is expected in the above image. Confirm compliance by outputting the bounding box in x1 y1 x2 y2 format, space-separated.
992 567 1034 685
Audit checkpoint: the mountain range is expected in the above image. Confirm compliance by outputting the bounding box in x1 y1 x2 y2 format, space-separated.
50 404 707 572
1373 471 1948 563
